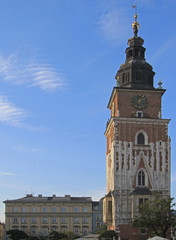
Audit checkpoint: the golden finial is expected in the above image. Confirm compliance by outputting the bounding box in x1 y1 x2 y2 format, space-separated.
132 2 139 36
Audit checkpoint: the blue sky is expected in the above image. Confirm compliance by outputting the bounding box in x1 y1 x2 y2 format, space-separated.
0 0 176 222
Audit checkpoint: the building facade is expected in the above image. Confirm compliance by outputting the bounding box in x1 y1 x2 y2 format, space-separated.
92 198 104 234
4 194 102 237
0 222 5 240
103 13 171 240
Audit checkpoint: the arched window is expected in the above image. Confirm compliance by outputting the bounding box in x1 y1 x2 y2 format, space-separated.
135 130 148 145
140 50 144 58
136 70 142 81
128 50 132 58
137 133 145 145
135 49 140 57
138 170 145 186
122 73 128 83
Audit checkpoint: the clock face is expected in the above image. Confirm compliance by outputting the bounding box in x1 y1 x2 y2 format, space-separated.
131 94 148 109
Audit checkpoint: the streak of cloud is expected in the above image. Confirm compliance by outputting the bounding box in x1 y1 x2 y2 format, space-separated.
96 0 131 45
28 65 65 92
0 172 16 176
0 52 66 92
97 9 130 45
0 95 29 128
0 95 48 131
149 37 176 64
14 145 42 153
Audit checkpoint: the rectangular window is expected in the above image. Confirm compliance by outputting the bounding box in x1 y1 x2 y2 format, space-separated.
61 207 66 212
13 218 18 223
42 218 48 224
22 207 26 212
21 226 27 233
32 207 36 212
74 227 79 235
51 226 58 232
31 218 36 224
74 218 79 223
75 207 79 212
52 218 57 223
139 198 148 206
13 207 18 212
43 207 47 212
83 227 88 235
21 218 26 223
42 227 48 235
31 227 37 234
52 207 56 212
96 222 101 228
96 214 101 220
61 218 66 223
61 226 67 232
83 218 88 223
108 201 112 214
83 207 87 212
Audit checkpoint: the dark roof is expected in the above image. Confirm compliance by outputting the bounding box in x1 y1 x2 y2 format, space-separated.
92 201 99 207
106 191 112 197
3 194 92 203
130 187 152 195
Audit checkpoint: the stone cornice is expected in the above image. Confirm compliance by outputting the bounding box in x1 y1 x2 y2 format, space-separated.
105 116 170 136
107 87 166 109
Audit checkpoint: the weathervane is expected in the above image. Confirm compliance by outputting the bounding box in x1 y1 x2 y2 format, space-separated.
132 2 137 15
132 2 139 36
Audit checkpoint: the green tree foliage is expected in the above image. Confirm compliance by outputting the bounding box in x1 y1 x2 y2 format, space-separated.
96 225 107 234
28 237 40 240
49 231 79 240
7 230 28 240
49 231 68 240
65 231 80 240
98 230 118 240
133 195 176 238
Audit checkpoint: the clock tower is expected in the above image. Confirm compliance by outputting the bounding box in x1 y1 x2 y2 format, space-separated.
103 12 171 240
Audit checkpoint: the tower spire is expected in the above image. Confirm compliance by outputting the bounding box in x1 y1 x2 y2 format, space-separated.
132 3 139 36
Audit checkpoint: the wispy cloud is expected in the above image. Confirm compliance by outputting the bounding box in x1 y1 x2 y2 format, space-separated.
96 0 130 45
0 171 16 176
0 95 47 131
97 9 130 45
0 95 29 128
149 37 176 63
0 52 66 92
14 145 42 153
27 64 65 92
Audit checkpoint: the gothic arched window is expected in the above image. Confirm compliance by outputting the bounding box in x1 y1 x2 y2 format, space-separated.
137 133 145 145
138 170 145 186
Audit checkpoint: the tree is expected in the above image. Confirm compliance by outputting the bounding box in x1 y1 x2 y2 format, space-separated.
133 195 176 238
65 231 79 240
98 230 118 240
96 225 107 234
6 230 28 240
28 236 40 240
49 231 68 240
